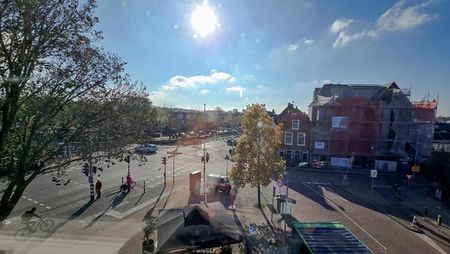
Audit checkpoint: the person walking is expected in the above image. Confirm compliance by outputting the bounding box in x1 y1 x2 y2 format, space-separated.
95 179 102 199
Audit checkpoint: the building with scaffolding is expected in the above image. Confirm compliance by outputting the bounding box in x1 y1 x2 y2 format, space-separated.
308 82 437 172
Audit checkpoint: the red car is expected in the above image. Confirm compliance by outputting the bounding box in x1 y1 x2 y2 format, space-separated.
207 174 232 193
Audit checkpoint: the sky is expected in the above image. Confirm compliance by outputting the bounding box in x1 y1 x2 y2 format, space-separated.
94 0 450 115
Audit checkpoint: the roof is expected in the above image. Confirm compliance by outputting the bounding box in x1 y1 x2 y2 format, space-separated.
293 221 372 254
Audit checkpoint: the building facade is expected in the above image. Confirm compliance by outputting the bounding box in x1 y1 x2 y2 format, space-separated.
277 103 310 166
308 82 436 171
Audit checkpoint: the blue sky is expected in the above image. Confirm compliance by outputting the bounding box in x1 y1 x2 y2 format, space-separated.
94 0 450 115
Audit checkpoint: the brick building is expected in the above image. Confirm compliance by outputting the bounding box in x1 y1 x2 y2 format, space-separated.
277 103 310 166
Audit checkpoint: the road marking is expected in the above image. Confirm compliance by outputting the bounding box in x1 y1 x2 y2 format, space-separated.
22 196 27 199
33 200 38 204
303 182 388 250
320 186 348 203
303 181 331 185
39 203 45 207
46 206 51 210
27 198 32 201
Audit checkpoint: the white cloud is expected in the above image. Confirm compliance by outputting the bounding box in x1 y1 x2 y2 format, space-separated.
286 38 315 53
229 77 236 83
287 44 298 52
163 70 233 91
331 0 437 48
226 86 245 97
329 19 354 34
303 39 315 46
148 91 165 101
200 89 210 94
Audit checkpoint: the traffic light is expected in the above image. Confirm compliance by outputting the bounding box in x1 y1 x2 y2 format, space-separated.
206 152 210 163
161 157 166 165
82 163 89 176
124 155 130 163
92 166 97 175
201 156 205 162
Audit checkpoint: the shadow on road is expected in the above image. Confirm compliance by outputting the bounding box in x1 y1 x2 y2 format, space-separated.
143 184 166 222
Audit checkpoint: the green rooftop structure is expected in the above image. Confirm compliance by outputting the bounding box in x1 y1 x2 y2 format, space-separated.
292 221 373 254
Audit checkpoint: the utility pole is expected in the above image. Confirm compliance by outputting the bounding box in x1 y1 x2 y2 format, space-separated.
167 150 182 184
203 103 207 204
88 138 95 202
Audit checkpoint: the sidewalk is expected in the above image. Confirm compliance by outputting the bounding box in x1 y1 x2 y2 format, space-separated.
118 179 298 253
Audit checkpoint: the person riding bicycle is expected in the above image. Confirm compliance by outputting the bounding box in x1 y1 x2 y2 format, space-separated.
21 207 41 231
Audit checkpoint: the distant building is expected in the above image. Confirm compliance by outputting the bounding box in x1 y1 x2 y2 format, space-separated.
308 82 436 171
232 109 239 114
277 103 311 166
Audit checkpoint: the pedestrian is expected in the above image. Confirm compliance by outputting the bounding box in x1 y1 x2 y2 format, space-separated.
126 174 133 192
95 179 102 199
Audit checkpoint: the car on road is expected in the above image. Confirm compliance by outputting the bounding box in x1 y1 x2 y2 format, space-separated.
312 160 327 169
226 138 237 146
207 174 232 193
135 144 158 154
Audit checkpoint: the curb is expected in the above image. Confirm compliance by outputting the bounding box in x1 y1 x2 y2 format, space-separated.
288 167 401 177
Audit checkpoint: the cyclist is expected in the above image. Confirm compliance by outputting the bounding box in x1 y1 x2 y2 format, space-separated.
21 207 41 231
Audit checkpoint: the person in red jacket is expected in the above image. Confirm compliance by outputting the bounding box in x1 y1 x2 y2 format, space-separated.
95 179 102 199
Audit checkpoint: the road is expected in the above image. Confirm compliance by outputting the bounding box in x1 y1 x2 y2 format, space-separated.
0 138 447 254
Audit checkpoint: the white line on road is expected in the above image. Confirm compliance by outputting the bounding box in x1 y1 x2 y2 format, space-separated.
33 200 38 204
27 198 32 201
46 206 51 210
39 203 45 207
303 182 388 250
22 196 27 199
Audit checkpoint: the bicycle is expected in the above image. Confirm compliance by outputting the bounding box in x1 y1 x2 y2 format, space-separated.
14 217 55 239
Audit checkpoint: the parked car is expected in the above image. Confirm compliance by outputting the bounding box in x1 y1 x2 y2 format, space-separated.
312 160 327 169
136 144 158 154
297 162 309 168
207 174 232 193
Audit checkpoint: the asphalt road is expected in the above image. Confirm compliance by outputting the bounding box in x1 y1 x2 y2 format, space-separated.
7 138 234 219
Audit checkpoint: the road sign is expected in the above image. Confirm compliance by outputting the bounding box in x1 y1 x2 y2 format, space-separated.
412 165 420 173
277 178 284 187
406 174 413 180
370 169 378 178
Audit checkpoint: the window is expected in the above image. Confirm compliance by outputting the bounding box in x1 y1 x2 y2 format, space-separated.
294 150 301 161
286 150 292 160
292 120 300 130
332 116 348 130
297 133 306 146
284 132 293 145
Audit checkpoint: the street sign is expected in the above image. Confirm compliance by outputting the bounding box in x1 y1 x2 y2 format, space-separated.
406 174 413 180
412 165 420 173
277 178 284 187
370 169 378 178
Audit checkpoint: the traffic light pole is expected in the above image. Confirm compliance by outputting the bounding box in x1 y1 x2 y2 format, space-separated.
88 139 95 202
203 146 207 204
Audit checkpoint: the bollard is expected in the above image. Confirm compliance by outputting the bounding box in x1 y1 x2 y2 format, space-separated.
121 176 123 185
424 207 428 217
412 216 417 227
143 180 146 193
437 215 442 226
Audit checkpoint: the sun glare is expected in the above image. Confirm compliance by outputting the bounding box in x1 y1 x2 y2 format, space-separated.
191 3 217 38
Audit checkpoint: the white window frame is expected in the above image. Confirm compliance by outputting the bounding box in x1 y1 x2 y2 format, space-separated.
284 132 293 145
292 120 300 130
297 132 306 146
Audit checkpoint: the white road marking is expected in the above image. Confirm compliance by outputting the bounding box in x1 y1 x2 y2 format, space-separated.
46 206 51 210
22 196 27 199
303 182 388 250
320 186 348 203
33 200 38 204
27 198 32 201
39 203 45 207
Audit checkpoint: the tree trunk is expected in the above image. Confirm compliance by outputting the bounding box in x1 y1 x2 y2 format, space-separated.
0 179 27 225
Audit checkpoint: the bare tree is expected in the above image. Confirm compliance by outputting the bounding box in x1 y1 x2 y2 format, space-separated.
0 0 153 222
